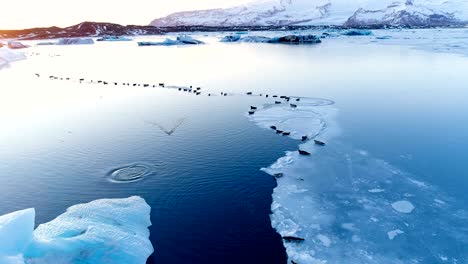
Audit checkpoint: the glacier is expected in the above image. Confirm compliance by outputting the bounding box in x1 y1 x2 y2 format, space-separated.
248 97 468 263
0 196 153 264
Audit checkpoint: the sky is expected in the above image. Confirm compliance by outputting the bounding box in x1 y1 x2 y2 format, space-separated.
0 0 253 29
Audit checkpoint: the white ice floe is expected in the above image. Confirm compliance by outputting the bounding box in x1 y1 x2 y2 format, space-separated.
0 47 26 69
0 196 153 264
96 36 132 41
138 35 204 46
247 95 467 263
391 200 415 214
387 229 404 240
368 189 385 193
7 41 29 49
57 38 94 45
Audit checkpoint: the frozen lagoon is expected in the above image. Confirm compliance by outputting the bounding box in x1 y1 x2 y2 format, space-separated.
1 28 468 263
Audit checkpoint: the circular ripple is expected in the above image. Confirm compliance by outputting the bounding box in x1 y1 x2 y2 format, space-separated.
107 164 152 183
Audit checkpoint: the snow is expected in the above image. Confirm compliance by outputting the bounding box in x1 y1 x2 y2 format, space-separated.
151 0 468 27
57 38 94 45
0 196 153 263
391 200 415 213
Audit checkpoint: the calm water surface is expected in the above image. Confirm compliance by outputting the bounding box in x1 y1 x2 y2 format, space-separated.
1 32 467 263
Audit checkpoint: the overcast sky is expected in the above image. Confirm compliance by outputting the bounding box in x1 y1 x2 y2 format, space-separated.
0 0 252 29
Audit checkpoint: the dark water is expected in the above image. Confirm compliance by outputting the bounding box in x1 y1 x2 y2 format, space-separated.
0 70 298 263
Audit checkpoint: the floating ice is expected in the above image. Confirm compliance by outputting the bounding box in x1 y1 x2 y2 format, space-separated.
220 34 241 42
368 189 385 193
0 47 26 69
138 35 204 46
387 229 404 240
231 35 322 44
0 196 153 263
391 200 415 214
341 29 373 36
248 95 468 263
57 38 94 45
96 36 132 41
7 41 29 49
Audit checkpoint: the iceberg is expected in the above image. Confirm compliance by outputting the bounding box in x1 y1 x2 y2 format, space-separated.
225 35 322 44
7 41 29 49
96 36 133 41
220 34 242 42
238 36 271 43
269 35 322 44
138 35 205 46
248 97 468 263
341 29 373 36
0 196 153 264
0 47 26 69
56 38 94 45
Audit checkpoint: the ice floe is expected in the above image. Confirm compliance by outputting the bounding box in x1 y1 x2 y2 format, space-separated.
57 38 94 45
220 34 242 42
341 29 373 36
96 36 132 41
0 196 153 263
138 35 204 46
247 95 468 263
7 41 29 49
387 229 404 240
0 47 26 69
391 200 415 214
222 34 322 44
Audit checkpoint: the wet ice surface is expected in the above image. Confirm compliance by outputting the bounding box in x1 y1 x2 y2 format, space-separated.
250 99 468 263
0 197 153 264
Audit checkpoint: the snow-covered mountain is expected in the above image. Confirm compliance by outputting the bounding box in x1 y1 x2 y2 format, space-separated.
151 0 468 27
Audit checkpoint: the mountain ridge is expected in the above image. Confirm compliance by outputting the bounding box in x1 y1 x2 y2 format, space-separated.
150 0 468 27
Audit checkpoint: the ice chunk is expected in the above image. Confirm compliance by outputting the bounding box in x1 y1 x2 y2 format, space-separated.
0 209 35 257
0 47 27 69
96 36 132 41
341 29 373 36
387 229 404 240
391 200 415 214
220 34 241 42
368 189 385 193
7 41 29 49
56 38 94 45
0 196 153 263
269 35 322 44
237 35 322 44
138 35 204 46
239 36 272 43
